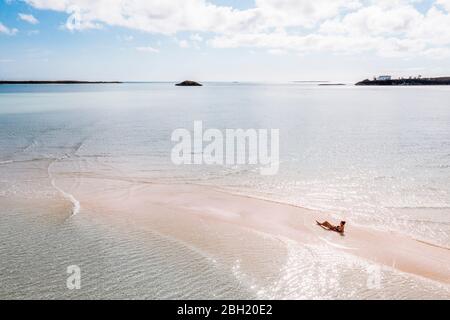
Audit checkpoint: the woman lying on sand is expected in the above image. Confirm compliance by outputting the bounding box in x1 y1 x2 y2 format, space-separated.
316 220 346 234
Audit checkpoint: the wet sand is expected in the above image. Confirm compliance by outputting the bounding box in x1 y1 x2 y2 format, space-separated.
58 175 450 286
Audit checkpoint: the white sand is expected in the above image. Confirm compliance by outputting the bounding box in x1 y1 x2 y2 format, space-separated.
61 177 450 285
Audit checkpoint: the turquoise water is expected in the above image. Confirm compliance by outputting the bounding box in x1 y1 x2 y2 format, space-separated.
1 83 449 244
0 83 449 299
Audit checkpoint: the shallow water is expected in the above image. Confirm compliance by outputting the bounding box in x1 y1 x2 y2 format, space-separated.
0 83 449 299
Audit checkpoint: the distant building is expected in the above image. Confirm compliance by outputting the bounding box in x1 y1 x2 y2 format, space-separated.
376 75 392 81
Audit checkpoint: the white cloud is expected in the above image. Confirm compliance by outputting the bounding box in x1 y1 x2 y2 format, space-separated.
25 0 68 11
64 6 103 31
436 0 450 11
18 13 39 24
421 46 450 59
0 22 18 35
408 6 450 46
319 4 423 36
190 33 203 42
24 0 450 58
210 32 378 54
24 0 363 33
254 0 362 28
177 39 190 48
24 0 258 34
210 1 450 58
175 34 203 49
136 46 159 53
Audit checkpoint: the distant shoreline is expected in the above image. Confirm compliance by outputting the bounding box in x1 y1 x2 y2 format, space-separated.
356 77 450 86
0 81 122 85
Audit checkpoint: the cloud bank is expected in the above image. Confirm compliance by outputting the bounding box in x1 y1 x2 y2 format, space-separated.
24 0 450 57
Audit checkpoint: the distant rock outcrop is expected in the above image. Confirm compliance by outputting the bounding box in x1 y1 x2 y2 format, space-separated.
175 80 202 86
355 77 450 86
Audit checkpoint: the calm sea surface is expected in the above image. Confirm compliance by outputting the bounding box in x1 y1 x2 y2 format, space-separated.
0 83 449 299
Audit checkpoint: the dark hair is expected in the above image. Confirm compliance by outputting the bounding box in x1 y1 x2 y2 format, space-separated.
341 221 346 225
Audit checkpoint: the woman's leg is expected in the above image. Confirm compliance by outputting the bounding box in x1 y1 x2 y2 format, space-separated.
321 221 334 229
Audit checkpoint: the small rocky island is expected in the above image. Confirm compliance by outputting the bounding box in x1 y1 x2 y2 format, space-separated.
356 76 450 86
175 80 202 86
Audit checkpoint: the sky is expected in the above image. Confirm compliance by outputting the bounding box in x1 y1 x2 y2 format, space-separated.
1 0 450 82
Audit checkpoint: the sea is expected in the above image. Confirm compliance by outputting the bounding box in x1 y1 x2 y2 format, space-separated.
0 82 449 299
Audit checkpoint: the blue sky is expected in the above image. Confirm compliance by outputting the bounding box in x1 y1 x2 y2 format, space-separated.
1 0 450 82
